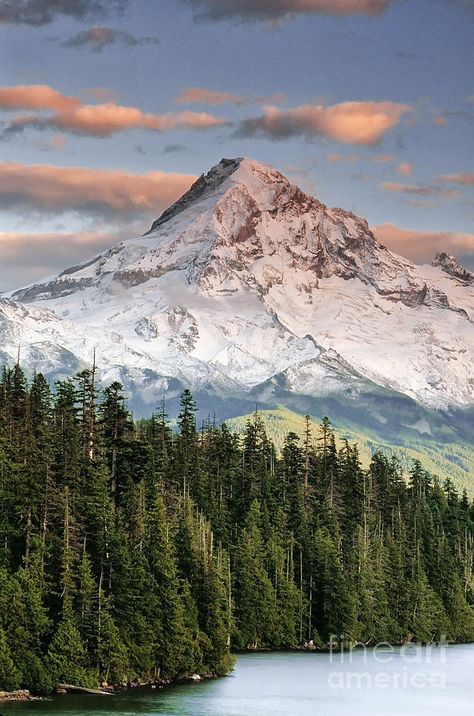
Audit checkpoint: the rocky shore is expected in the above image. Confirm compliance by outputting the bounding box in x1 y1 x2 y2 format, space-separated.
0 689 41 702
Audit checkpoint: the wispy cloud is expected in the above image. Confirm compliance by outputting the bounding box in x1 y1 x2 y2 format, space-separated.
326 153 360 163
381 181 458 198
437 172 474 186
176 86 286 106
373 222 474 263
0 162 196 219
0 84 227 138
394 162 412 176
431 109 474 126
177 87 244 105
59 26 160 52
83 87 121 103
236 101 410 146
182 0 390 22
0 0 127 25
371 153 394 163
162 143 187 154
0 229 124 290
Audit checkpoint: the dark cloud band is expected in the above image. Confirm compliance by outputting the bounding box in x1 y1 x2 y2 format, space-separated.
60 26 159 52
182 0 390 22
0 0 127 26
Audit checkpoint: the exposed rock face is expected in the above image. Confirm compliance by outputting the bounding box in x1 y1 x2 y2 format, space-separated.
431 252 474 284
3 158 474 409
146 157 243 233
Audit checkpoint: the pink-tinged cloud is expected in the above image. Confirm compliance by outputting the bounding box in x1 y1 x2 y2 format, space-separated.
0 84 80 111
0 162 196 218
185 0 390 22
433 115 448 126
327 153 360 163
373 223 474 264
371 153 394 163
395 162 412 176
381 181 458 198
49 104 226 136
438 173 474 186
237 101 410 145
83 86 121 102
0 229 124 290
0 84 226 138
177 87 244 105
176 86 286 106
6 104 227 138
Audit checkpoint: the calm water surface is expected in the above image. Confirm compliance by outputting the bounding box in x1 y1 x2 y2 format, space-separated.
3 646 473 716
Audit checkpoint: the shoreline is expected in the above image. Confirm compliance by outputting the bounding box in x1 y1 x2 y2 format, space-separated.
2 640 470 702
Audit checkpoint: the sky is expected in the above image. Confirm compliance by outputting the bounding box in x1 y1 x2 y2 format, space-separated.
0 0 473 291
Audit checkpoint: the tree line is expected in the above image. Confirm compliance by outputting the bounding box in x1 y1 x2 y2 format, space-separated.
0 365 473 693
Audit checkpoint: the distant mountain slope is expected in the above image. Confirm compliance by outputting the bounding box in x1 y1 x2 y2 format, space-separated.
226 406 474 496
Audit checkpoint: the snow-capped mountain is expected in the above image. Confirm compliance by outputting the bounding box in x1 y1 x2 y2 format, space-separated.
2 157 474 411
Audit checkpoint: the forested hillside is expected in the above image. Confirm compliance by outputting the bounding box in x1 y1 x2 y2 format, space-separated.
1 365 473 694
227 407 474 496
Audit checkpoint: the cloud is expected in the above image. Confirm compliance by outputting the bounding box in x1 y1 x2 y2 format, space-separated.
371 153 394 163
0 84 80 112
0 229 123 291
432 110 474 126
182 0 390 22
236 101 410 145
394 162 412 176
0 162 196 219
327 153 359 163
0 85 227 138
373 223 474 264
10 105 226 137
176 86 286 106
0 0 127 25
60 26 160 52
177 87 244 105
83 87 121 103
33 133 68 152
381 181 458 198
162 143 187 154
437 173 474 186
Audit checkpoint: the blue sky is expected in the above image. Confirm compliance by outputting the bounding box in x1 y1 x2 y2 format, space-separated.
0 0 472 290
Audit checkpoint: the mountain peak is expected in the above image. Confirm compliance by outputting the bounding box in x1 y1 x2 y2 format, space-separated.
146 157 291 234
146 157 243 233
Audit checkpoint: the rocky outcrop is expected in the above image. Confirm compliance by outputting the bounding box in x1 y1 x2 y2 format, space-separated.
0 689 34 701
431 252 474 284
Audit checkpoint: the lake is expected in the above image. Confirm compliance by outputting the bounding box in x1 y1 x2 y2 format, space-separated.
2 645 473 715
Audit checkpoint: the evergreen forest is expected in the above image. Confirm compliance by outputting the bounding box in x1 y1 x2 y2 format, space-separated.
0 365 473 694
